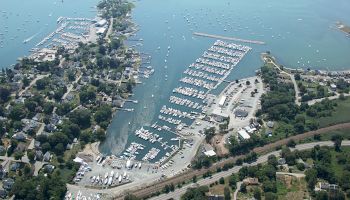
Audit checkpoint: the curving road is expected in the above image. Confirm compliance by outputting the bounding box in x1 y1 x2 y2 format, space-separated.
149 140 350 200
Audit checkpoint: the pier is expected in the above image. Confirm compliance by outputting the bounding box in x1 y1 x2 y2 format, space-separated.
116 108 134 112
193 32 265 45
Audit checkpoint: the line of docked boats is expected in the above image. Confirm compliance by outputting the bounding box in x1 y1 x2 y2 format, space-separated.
142 147 160 161
180 76 215 90
35 17 93 50
169 95 203 110
184 68 220 82
160 105 196 120
135 127 160 143
173 86 207 100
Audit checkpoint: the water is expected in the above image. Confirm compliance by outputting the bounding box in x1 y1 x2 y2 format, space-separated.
100 0 350 159
0 0 98 69
1 0 349 161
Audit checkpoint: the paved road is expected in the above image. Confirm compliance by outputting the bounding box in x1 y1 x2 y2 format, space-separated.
19 74 49 96
112 122 350 200
149 141 350 200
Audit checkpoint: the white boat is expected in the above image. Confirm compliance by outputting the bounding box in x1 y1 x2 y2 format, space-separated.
108 177 113 186
123 172 127 179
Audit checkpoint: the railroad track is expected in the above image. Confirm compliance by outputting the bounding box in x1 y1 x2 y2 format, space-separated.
114 122 350 199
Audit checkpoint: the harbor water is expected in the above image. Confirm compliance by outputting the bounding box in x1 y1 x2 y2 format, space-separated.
1 0 350 161
99 0 350 160
0 0 99 68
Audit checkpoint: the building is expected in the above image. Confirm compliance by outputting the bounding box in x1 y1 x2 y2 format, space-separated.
204 150 216 157
238 129 250 140
96 19 107 27
35 150 43 161
211 108 229 122
43 152 51 162
243 177 259 185
0 189 7 199
2 178 14 190
267 121 275 128
318 182 338 191
218 95 227 107
208 195 224 200
234 109 249 118
330 84 337 91
96 27 107 35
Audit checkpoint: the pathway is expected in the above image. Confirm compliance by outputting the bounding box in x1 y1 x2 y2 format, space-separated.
233 182 242 200
262 55 301 105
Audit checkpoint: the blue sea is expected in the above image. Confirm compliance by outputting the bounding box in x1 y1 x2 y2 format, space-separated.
100 0 350 160
0 0 98 69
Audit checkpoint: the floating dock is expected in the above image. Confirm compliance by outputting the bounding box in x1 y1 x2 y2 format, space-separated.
193 32 265 45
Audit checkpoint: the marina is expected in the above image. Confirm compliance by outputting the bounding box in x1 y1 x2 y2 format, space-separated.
111 40 251 165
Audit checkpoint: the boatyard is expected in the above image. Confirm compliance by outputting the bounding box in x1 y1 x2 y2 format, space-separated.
28 17 102 62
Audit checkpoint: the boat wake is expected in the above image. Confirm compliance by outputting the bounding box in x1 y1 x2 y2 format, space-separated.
23 29 42 44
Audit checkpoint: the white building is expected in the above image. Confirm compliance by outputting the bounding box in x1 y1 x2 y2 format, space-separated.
96 27 107 35
238 129 250 140
218 95 227 107
96 19 107 27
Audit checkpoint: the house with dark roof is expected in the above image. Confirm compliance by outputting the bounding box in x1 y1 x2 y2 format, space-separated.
34 141 41 149
12 132 27 141
44 164 55 173
10 163 20 172
0 166 7 180
2 178 14 190
0 146 6 156
35 150 43 161
208 195 224 200
0 189 7 199
43 152 51 162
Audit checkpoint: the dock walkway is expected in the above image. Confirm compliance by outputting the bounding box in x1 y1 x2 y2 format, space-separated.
193 32 265 45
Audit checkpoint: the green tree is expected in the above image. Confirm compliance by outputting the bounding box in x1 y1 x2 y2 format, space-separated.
224 186 231 200
265 192 278 200
124 194 140 200
9 104 27 120
36 78 49 90
0 86 10 102
219 177 225 184
253 188 262 200
315 191 328 200
79 88 96 104
27 150 35 162
332 134 343 152
68 109 92 129
94 105 112 124
14 151 24 160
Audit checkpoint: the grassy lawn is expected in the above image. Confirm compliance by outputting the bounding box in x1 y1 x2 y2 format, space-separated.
329 146 350 178
299 129 350 144
63 143 82 162
317 97 350 127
